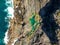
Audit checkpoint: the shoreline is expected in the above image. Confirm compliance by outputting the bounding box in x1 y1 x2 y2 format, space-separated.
4 0 14 45
5 0 14 19
4 30 9 45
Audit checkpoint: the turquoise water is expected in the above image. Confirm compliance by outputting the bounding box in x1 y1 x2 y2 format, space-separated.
0 0 10 45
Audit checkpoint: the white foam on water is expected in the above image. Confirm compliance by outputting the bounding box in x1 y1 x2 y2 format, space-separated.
7 22 10 28
4 0 14 19
4 30 9 45
4 22 10 45
5 0 14 7
4 7 14 19
4 0 14 44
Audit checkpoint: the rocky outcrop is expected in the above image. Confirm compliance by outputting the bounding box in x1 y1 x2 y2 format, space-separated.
7 0 60 45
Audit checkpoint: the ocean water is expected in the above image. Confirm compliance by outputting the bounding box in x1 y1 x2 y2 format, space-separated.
0 0 14 45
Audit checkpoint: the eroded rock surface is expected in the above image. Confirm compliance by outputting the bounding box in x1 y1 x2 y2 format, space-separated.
7 0 60 45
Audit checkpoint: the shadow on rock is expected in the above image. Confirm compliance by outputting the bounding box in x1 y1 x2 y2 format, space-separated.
39 0 60 44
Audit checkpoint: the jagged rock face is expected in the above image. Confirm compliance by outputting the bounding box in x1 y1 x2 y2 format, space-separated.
7 0 60 45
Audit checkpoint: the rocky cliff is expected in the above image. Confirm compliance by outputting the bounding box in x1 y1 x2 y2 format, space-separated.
7 0 60 45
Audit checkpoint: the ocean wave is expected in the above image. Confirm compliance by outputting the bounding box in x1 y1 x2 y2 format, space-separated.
4 30 9 45
4 22 10 45
4 6 14 19
4 0 14 19
4 0 14 44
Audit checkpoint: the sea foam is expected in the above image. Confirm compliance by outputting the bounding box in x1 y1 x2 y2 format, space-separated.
4 22 10 45
4 0 14 19
4 30 9 45
4 0 14 44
